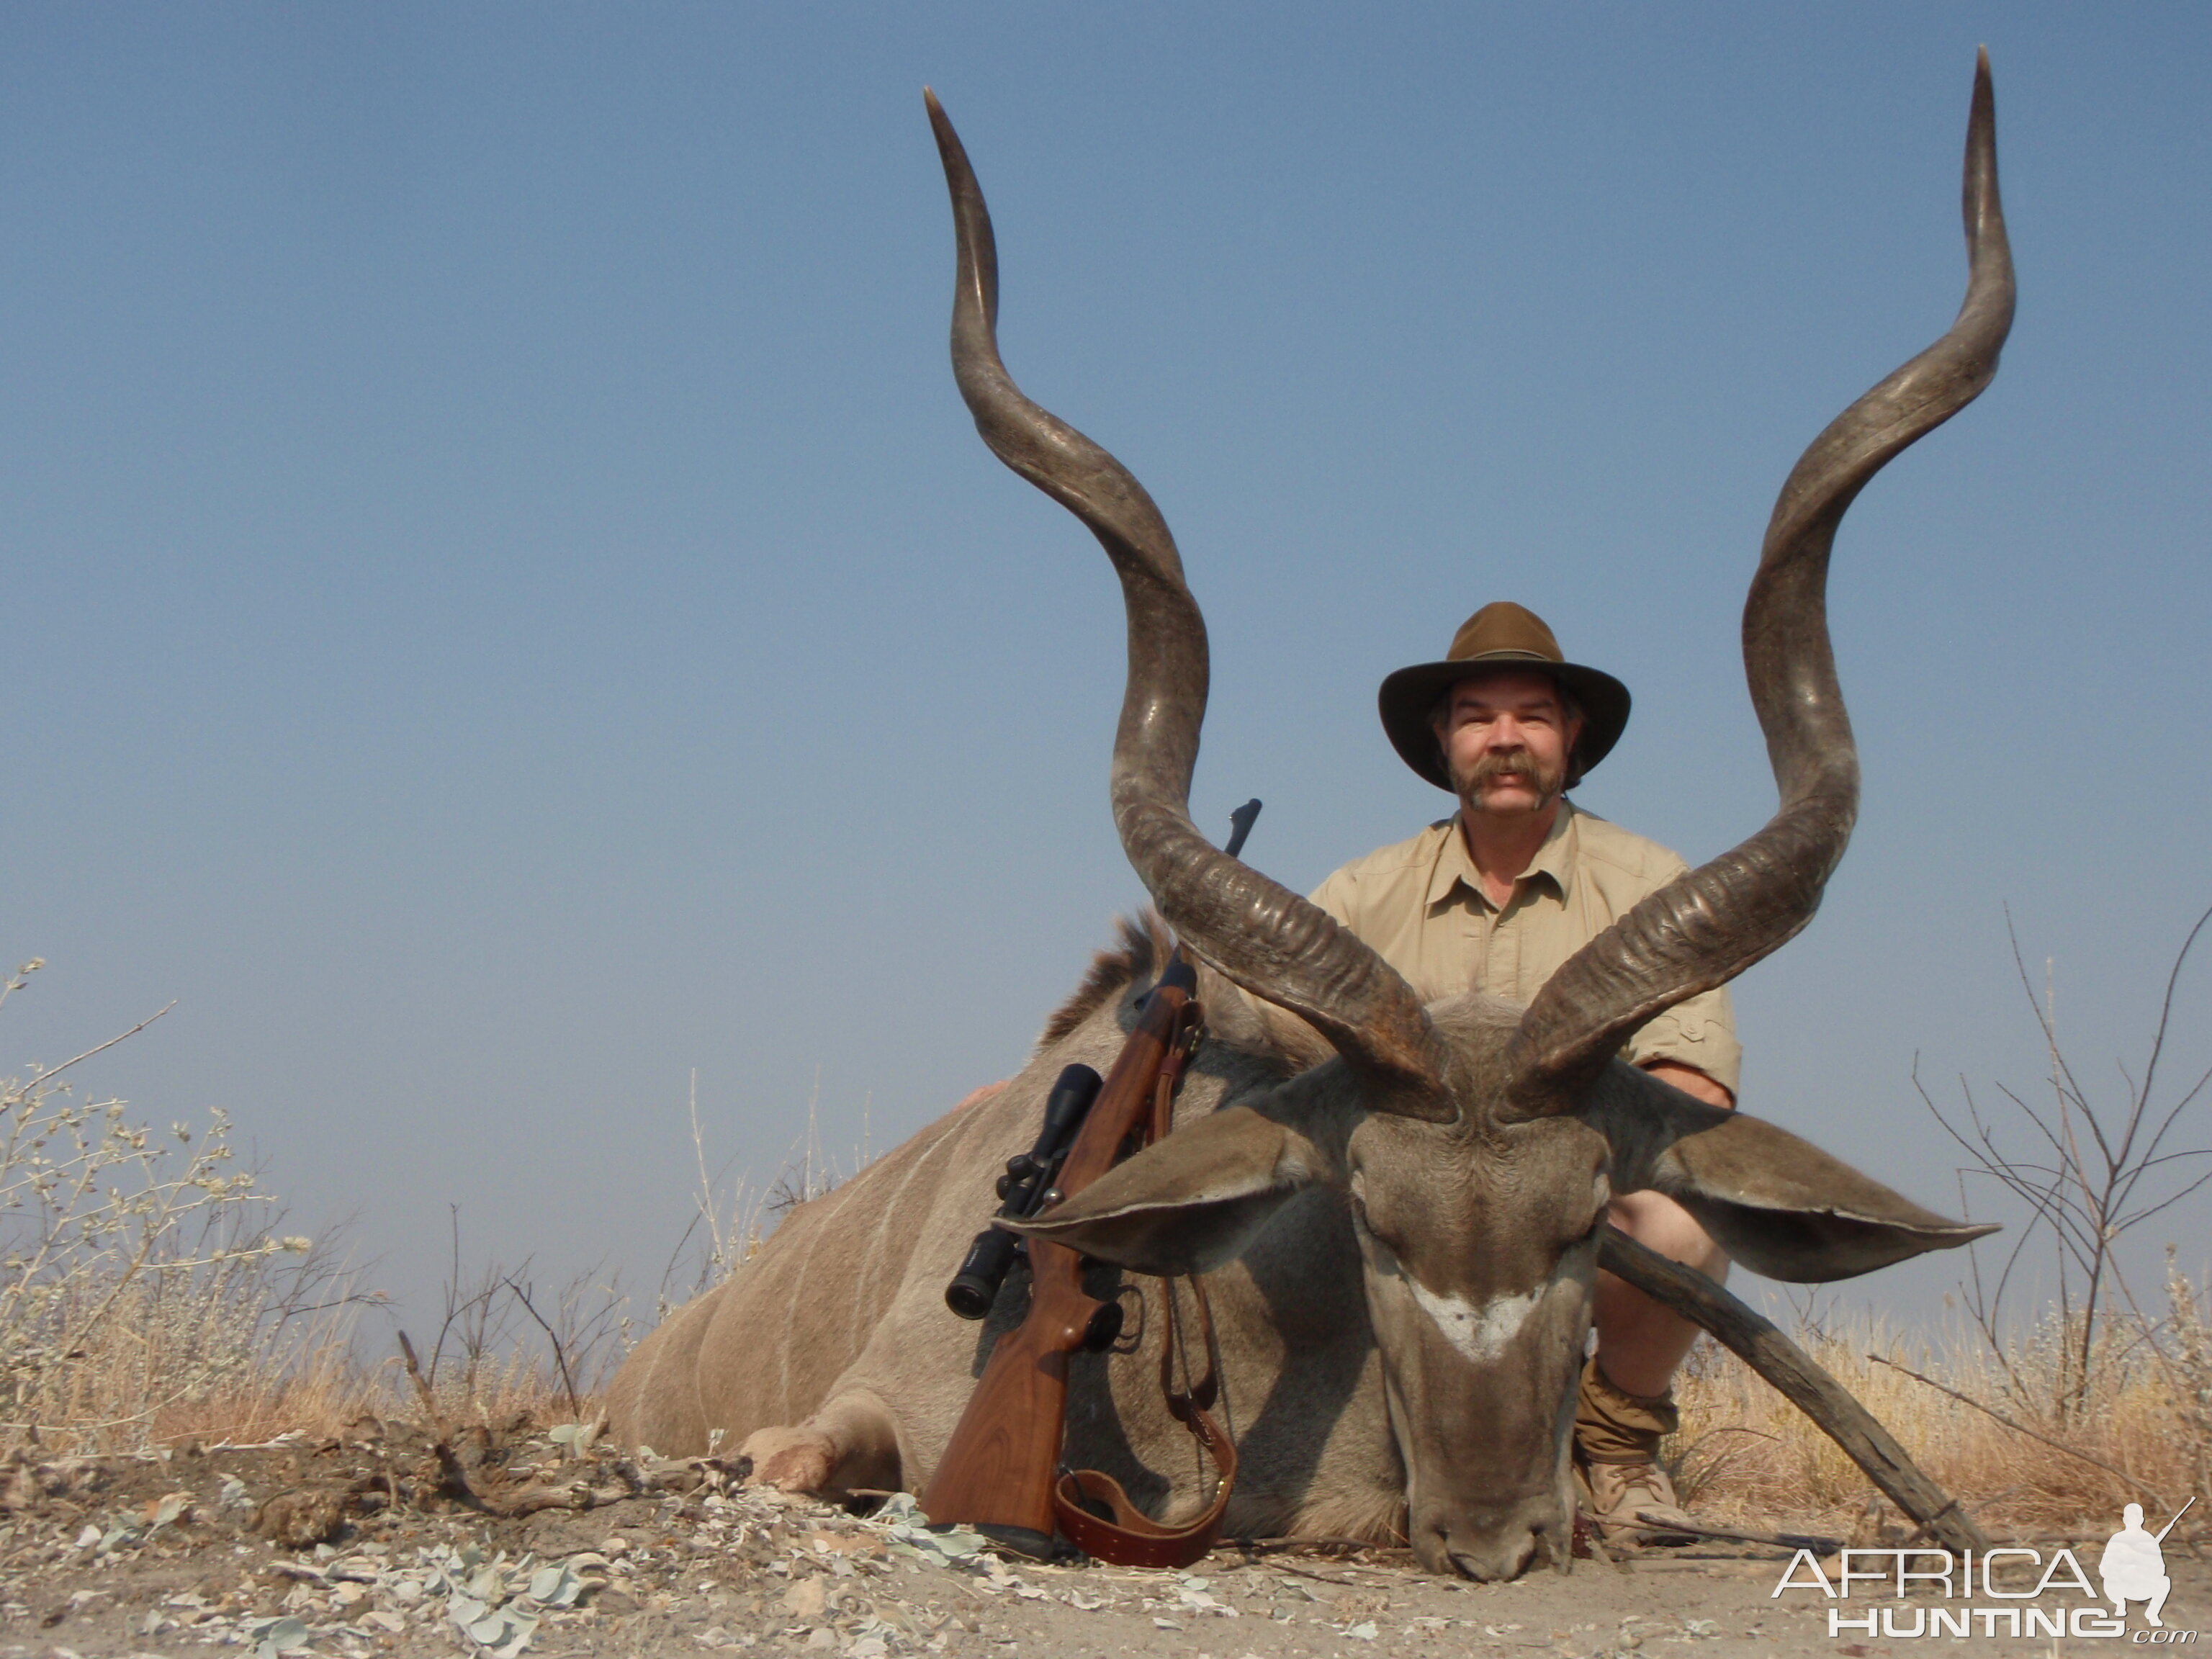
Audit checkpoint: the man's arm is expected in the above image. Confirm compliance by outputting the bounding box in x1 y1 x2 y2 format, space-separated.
1622 977 1739 1105
1642 1059 1733 1110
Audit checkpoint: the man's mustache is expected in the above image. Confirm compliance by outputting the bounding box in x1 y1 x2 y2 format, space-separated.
1452 749 1565 802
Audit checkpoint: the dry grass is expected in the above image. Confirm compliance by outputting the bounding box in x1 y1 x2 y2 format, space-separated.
112 1336 385 1450
0 997 848 1457
0 961 367 1456
6 1277 600 1457
1671 1271 2212 1537
11 955 2203 1542
0 962 605 1457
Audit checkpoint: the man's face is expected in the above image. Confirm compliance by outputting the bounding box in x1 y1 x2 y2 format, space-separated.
1431 668 1582 819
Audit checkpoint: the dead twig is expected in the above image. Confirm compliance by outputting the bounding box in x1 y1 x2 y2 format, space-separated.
501 1274 580 1421
491 1480 631 1518
1582 1513 1841 1553
1223 1534 1406 1557
396 1330 483 1511
1574 1511 1628 1573
395 1332 445 1439
15 1003 177 1092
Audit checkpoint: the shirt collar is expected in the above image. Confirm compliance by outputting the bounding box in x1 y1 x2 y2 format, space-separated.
1426 799 1581 911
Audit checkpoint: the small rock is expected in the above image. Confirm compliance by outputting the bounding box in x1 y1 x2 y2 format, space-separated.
783 1578 828 1618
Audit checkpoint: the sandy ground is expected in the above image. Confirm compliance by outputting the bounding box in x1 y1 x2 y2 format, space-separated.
3 1422 2203 1659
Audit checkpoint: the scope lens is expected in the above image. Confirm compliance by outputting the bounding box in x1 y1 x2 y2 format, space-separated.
945 1277 994 1320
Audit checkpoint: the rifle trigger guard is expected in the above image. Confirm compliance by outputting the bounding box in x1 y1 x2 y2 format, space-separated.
1081 1300 1123 1352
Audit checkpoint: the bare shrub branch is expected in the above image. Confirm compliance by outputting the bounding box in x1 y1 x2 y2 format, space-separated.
1920 902 2212 1421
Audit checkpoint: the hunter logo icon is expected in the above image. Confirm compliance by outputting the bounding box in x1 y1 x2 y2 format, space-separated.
2103 1499 2191 1628
1771 1496 2198 1642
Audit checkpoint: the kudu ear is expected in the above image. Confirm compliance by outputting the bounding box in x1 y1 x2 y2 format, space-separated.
1583 1068 1997 1283
1002 1104 1340 1277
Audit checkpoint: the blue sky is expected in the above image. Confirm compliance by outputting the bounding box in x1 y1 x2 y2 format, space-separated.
5 4 2208 1339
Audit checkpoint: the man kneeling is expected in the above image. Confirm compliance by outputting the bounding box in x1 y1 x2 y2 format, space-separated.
1274 601 1740 1542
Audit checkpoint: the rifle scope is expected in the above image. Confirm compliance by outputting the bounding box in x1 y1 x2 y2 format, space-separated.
944 1062 1102 1320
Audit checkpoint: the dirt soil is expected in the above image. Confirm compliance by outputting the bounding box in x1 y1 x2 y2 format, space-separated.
3 1421 2203 1659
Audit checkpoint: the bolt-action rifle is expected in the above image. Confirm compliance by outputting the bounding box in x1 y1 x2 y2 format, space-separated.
920 801 1260 1565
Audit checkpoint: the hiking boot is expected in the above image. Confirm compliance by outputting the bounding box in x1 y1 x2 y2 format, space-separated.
1573 1355 1696 1546
1581 1455 1699 1545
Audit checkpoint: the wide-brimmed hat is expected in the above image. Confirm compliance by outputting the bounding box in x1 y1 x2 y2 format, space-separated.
1377 601 1632 792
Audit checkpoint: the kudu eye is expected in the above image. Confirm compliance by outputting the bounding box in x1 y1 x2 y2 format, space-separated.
1565 1165 1611 1244
1345 1180 1398 1251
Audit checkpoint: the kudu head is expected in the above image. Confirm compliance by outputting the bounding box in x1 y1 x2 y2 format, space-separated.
925 55 2013 1580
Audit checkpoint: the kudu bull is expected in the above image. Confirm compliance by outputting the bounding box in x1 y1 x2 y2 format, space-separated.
608 57 2013 1579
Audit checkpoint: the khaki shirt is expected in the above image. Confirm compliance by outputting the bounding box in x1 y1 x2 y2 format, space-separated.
1305 802 1740 1094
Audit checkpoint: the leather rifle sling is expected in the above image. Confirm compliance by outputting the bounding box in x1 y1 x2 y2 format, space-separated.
1051 994 1237 1568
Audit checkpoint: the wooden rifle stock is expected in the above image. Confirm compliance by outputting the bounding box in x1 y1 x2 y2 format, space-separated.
918 966 1197 1554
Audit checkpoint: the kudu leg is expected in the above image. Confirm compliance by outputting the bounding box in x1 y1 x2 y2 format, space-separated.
1599 1227 1987 1554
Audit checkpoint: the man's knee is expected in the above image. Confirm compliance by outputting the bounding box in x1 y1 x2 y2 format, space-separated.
1606 1190 1727 1277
